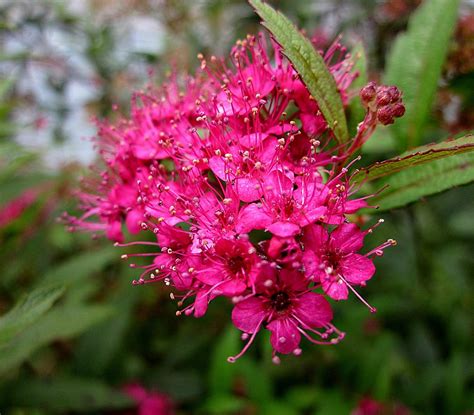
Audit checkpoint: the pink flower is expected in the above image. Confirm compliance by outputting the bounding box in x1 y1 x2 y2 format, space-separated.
237 171 327 237
196 238 260 296
122 383 174 415
229 265 343 362
352 397 412 415
302 222 394 311
0 188 39 229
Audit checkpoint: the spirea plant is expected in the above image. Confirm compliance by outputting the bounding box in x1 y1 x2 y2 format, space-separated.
64 0 474 363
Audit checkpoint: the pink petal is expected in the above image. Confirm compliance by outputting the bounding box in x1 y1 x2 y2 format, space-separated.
301 112 327 136
298 206 327 226
344 199 367 214
125 209 143 234
339 254 375 284
194 290 209 318
219 279 247 296
331 223 365 253
232 297 267 333
267 318 301 354
265 123 294 136
254 263 278 293
263 170 293 196
267 221 300 237
321 275 349 300
301 250 324 282
195 265 225 286
239 133 268 147
236 204 272 234
278 269 307 292
302 224 328 250
294 293 333 328
208 156 229 181
236 177 262 202
106 220 123 242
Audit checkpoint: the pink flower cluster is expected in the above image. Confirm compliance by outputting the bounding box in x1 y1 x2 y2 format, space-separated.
66 34 404 362
122 383 174 415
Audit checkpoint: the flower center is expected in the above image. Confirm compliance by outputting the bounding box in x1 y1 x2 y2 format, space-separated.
325 250 341 269
283 198 295 217
228 255 246 275
270 291 291 312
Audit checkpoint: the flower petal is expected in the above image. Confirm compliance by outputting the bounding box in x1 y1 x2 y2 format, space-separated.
267 221 300 237
331 223 365 253
339 254 375 284
236 204 272 234
236 177 262 202
294 293 333 328
321 275 349 300
302 224 328 250
232 297 267 333
267 318 301 354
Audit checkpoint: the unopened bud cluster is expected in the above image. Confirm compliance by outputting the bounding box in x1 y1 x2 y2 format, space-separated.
360 81 405 125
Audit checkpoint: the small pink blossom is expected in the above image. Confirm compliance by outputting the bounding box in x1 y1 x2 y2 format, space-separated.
0 188 39 229
122 383 174 415
229 265 343 362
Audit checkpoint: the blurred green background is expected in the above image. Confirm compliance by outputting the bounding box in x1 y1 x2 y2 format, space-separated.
0 0 473 414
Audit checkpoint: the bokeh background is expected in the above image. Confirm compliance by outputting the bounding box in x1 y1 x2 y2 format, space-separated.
1 0 473 414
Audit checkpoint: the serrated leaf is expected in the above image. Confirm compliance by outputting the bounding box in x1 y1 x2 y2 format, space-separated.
249 0 349 143
370 151 474 211
384 0 460 150
0 284 64 346
5 377 133 412
0 304 113 375
354 135 474 183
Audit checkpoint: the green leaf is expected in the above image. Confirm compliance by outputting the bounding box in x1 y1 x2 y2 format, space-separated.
348 41 368 137
354 135 474 183
208 325 240 396
249 0 349 143
0 284 64 346
384 0 460 150
0 304 113 375
201 394 246 414
6 377 132 412
73 271 141 376
443 353 467 414
370 151 474 211
40 246 118 287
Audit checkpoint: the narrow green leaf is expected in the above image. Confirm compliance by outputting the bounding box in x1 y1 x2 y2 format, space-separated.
249 0 349 143
348 42 368 137
0 304 113 375
0 284 64 345
354 135 474 183
208 325 239 396
6 376 133 412
384 0 460 150
73 271 141 376
39 246 118 287
370 152 474 211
